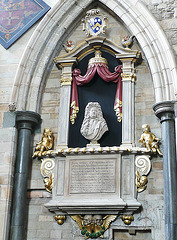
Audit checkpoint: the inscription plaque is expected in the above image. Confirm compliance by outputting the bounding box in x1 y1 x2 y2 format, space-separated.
69 159 116 194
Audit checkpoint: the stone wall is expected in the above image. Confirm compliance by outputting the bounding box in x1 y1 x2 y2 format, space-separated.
142 0 177 57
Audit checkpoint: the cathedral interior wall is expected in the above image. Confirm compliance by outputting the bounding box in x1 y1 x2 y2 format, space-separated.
0 0 176 240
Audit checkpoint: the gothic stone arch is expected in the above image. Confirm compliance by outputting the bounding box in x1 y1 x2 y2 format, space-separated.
10 0 177 113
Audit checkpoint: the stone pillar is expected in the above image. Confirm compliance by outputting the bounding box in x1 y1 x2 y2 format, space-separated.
54 58 77 150
10 111 41 240
174 102 177 154
116 53 140 147
153 101 177 240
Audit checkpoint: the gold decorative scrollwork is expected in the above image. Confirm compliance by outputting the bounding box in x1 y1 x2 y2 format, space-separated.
71 214 117 239
136 170 148 193
40 158 55 193
135 155 151 193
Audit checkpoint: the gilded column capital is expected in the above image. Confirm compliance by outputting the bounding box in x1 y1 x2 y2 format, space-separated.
54 57 78 86
121 73 136 82
116 53 139 83
60 73 72 86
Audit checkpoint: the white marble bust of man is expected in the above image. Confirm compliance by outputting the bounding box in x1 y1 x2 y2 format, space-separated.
80 102 108 144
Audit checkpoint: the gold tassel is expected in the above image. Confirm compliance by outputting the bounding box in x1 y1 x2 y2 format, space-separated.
70 101 79 124
114 99 122 122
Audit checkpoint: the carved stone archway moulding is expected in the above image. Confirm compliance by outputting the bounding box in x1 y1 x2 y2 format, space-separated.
9 0 177 113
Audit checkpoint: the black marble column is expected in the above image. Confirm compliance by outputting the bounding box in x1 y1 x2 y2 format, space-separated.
10 111 41 240
153 101 177 240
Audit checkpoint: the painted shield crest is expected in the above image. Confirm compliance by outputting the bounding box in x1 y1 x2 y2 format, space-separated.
88 17 102 34
82 9 107 36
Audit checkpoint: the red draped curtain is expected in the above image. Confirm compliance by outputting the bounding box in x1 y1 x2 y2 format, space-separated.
70 63 122 124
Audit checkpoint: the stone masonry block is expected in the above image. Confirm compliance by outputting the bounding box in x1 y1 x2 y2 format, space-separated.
50 230 62 238
37 229 50 238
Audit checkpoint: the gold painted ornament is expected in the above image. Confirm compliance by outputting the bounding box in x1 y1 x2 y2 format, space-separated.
121 215 134 225
71 214 117 239
139 124 163 157
40 158 55 193
32 128 54 158
136 171 148 193
55 215 66 225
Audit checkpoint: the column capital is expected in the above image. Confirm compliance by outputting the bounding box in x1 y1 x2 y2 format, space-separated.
115 51 141 62
15 111 41 131
153 101 176 122
54 58 78 86
54 57 78 69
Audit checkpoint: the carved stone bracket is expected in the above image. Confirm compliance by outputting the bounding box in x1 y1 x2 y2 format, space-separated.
40 158 55 193
71 215 117 239
135 155 151 193
136 124 163 193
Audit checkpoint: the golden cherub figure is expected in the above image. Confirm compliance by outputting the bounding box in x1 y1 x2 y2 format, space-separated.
71 214 117 239
139 124 163 157
32 128 54 158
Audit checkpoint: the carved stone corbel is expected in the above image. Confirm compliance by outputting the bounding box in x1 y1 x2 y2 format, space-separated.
135 155 151 193
71 214 117 239
40 158 55 193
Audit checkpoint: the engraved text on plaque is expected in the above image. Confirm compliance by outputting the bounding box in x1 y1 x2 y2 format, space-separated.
70 159 116 194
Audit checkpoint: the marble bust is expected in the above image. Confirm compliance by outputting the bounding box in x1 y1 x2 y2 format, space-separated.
80 102 108 144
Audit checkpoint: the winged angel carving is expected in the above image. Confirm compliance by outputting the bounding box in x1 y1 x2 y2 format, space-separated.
71 215 117 239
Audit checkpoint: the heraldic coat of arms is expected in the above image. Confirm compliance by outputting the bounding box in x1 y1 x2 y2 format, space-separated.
82 9 107 36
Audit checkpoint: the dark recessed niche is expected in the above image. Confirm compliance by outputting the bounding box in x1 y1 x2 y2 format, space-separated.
68 51 122 148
